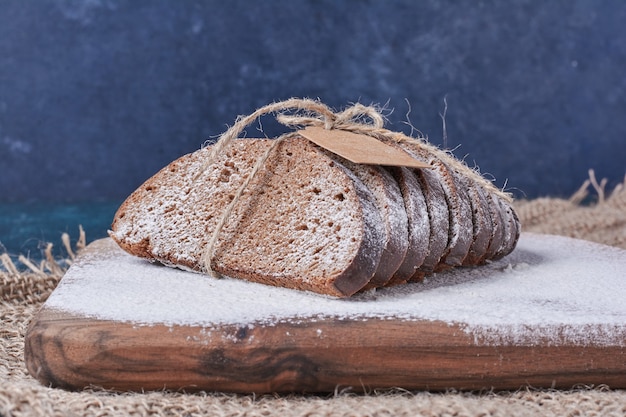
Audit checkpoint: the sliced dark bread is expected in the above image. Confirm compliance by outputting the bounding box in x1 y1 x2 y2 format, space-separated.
463 176 493 266
384 166 430 285
493 197 521 260
393 138 517 269
483 193 506 261
411 167 450 277
391 144 450 276
439 165 474 268
390 141 469 269
110 137 385 297
506 200 522 256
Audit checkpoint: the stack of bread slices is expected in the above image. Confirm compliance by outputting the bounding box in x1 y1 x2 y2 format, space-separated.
110 136 520 297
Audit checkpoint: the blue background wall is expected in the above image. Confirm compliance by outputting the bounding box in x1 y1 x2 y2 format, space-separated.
1 0 625 203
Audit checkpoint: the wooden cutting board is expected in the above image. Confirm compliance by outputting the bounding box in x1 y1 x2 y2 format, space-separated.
25 234 626 393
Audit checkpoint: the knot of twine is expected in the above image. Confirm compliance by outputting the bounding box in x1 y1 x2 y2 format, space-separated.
195 98 508 276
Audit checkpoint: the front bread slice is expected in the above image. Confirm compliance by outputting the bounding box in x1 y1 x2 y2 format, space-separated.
110 137 385 297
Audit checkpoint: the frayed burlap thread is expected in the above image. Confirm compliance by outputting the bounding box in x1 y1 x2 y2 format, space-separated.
197 98 512 276
516 171 626 249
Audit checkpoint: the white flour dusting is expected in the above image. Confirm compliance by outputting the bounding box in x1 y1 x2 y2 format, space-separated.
44 233 626 346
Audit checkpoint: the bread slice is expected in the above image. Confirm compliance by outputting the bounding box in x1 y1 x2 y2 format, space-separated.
385 166 430 285
439 164 474 267
483 193 506 261
462 176 493 266
505 200 522 256
109 137 385 297
409 167 450 276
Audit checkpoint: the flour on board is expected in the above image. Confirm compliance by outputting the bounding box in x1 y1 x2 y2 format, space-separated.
44 233 626 346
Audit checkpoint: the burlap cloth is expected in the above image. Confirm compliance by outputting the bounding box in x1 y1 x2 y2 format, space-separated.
2 174 625 416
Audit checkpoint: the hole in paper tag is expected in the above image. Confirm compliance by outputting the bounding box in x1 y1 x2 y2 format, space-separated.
298 126 430 169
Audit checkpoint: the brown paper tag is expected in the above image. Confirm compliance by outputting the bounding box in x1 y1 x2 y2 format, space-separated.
297 126 431 169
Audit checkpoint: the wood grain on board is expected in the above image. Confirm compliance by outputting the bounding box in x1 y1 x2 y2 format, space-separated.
26 308 626 393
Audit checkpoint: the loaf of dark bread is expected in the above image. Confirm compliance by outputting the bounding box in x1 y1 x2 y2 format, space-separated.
110 134 520 297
